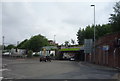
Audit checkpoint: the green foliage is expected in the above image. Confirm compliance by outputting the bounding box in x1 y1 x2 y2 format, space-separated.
96 24 112 39
77 24 112 45
55 52 63 60
76 28 84 45
28 34 49 52
76 1 120 45
71 39 75 45
17 34 49 52
64 41 69 47
6 44 16 50
33 53 40 57
17 39 28 49
27 50 33 58
84 25 94 39
109 1 120 32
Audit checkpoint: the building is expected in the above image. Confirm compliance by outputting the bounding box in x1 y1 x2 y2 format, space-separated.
48 40 58 46
11 48 26 55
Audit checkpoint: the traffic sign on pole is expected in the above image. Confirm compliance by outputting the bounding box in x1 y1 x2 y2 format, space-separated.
84 39 93 53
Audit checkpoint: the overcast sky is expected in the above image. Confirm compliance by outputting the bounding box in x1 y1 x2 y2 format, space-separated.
1 1 117 45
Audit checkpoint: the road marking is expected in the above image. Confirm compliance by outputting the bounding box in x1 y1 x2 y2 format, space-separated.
0 69 9 71
0 77 3 80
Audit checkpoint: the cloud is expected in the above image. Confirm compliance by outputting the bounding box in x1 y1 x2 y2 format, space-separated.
0 2 2 45
2 2 115 45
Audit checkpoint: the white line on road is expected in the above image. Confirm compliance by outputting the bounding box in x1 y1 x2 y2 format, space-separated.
0 69 9 71
0 77 3 80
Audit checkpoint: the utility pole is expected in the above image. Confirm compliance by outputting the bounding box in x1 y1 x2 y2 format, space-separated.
17 41 19 46
91 5 96 63
2 36 4 54
54 35 56 44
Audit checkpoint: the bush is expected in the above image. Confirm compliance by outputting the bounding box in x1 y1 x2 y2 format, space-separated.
27 50 33 58
33 53 39 57
56 53 63 60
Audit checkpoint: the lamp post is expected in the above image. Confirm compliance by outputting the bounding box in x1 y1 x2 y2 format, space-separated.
54 35 56 43
2 36 4 51
91 5 96 63
17 41 19 46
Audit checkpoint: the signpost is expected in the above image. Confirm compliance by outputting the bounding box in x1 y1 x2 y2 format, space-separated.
84 39 93 62
84 39 93 53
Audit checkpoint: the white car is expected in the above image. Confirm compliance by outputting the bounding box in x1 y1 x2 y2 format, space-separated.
70 57 75 61
3 52 11 55
32 52 36 55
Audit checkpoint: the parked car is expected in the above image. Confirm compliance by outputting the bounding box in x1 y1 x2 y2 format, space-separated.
69 57 75 61
3 52 11 56
32 52 36 55
39 56 51 62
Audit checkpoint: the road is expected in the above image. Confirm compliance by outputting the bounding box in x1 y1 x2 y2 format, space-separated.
2 57 119 79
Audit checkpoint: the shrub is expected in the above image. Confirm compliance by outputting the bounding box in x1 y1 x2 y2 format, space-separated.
33 53 39 57
27 50 33 58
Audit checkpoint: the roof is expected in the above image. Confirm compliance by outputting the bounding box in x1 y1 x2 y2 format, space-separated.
42 46 58 50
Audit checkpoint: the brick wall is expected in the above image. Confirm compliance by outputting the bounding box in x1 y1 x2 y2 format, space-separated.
86 32 120 68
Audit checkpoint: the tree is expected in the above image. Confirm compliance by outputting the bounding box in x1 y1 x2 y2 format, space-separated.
64 41 69 47
17 34 49 52
84 25 94 39
17 39 28 49
6 44 15 50
76 24 112 44
28 34 49 52
95 24 112 39
71 39 75 45
27 50 33 58
76 28 84 45
76 2 120 43
109 1 120 32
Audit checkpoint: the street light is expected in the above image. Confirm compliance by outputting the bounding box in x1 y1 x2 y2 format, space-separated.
91 5 96 63
2 36 4 51
91 5 95 42
54 35 56 43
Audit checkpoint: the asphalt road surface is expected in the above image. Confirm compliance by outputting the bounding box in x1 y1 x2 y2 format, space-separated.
2 57 119 79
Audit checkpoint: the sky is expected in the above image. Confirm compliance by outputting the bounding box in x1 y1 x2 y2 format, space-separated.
1 0 118 46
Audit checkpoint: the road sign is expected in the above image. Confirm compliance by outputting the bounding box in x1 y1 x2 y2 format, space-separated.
84 39 93 53
102 45 109 51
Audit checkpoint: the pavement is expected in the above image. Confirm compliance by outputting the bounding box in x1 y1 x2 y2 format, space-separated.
1 57 120 80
